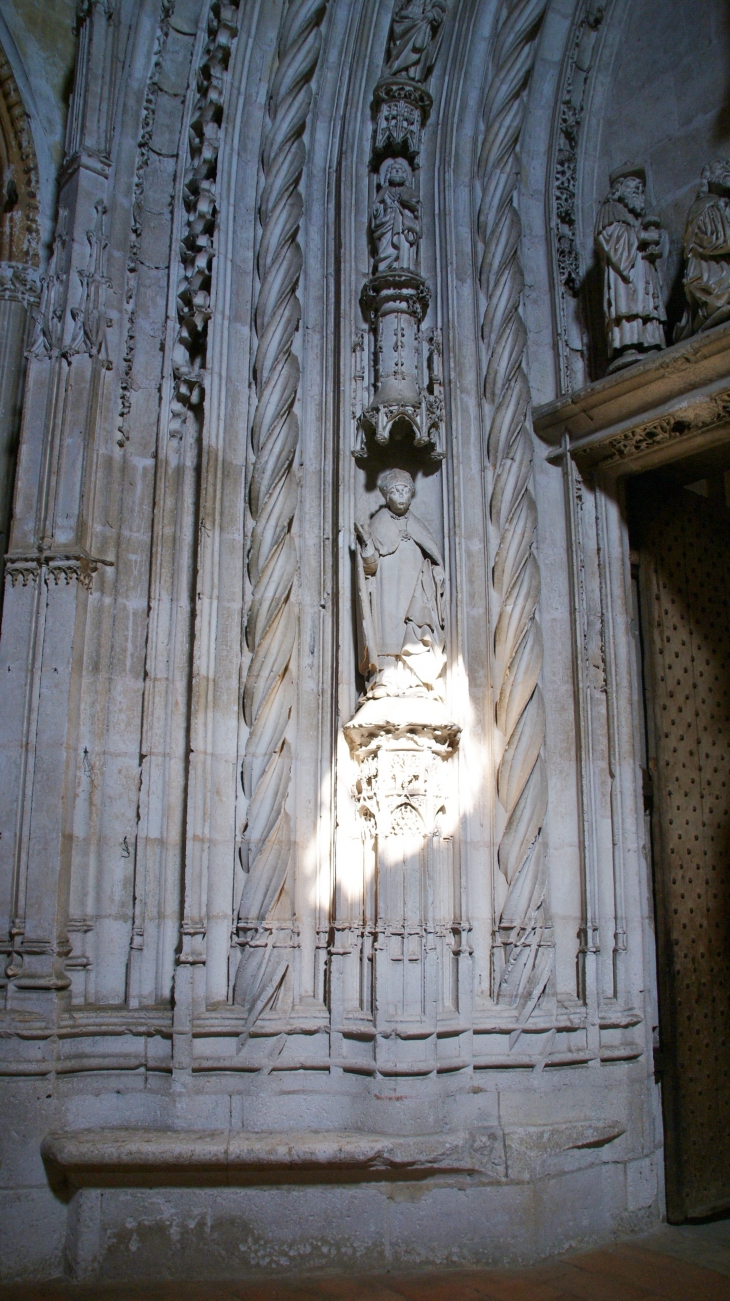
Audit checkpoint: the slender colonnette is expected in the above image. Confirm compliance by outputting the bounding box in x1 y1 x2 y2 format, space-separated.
476 0 551 1016
234 0 327 1025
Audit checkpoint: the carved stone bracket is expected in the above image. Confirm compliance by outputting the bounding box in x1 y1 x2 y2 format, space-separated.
371 78 432 165
345 697 460 841
535 321 730 476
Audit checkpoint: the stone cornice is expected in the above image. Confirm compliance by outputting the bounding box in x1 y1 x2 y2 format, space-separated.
534 321 730 475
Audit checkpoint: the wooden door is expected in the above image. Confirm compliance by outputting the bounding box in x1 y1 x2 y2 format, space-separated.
631 475 730 1222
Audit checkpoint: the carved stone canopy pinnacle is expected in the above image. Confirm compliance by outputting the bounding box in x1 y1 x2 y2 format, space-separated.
358 392 445 459
371 78 433 164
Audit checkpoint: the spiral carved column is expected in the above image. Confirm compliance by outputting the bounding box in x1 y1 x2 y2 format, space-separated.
477 0 551 1017
234 0 327 1026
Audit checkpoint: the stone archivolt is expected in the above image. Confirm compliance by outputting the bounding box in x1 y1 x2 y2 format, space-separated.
0 0 679 1274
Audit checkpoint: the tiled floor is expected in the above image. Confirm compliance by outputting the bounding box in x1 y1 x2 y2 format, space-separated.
3 1221 729 1300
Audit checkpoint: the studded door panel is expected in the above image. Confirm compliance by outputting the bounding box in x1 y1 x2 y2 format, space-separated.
636 479 730 1221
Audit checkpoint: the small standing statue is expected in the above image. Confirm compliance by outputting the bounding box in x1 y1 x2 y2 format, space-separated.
370 159 421 274
594 163 666 373
676 158 730 339
355 469 445 700
385 0 448 83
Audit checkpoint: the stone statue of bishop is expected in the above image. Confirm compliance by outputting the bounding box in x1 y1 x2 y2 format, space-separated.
355 469 445 701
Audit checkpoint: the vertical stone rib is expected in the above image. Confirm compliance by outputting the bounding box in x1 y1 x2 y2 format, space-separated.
476 0 551 1016
234 0 327 1025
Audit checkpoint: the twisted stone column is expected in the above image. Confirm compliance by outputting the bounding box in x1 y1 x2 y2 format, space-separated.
234 0 327 1026
477 0 551 1016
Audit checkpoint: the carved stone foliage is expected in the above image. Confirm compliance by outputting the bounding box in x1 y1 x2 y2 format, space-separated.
117 0 174 446
476 0 552 1018
169 0 241 438
233 0 328 1028
68 200 113 364
594 163 667 374
550 3 604 391
553 5 603 300
0 41 40 271
29 202 112 365
575 388 730 473
28 209 68 360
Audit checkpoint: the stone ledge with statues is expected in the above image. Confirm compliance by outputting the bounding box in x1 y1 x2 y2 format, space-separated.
535 318 730 477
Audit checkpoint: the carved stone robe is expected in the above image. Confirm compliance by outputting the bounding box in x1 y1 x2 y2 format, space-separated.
594 201 666 357
357 506 445 699
680 192 730 335
371 183 421 273
386 0 447 82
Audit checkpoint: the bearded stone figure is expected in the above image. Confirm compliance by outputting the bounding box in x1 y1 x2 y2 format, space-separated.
355 469 445 701
370 159 421 274
676 158 730 338
594 163 667 373
385 0 448 83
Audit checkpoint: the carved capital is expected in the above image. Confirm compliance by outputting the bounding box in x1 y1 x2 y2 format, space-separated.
361 269 430 324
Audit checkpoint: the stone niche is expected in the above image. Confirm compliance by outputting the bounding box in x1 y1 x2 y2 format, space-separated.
2 0 709 1282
